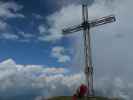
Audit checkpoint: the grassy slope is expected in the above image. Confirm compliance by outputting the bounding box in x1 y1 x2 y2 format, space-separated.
48 96 121 100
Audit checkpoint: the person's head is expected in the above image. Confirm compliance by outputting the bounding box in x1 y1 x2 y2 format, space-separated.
79 84 88 96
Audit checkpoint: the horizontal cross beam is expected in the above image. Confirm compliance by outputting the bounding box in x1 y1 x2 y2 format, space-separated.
89 15 116 27
62 24 83 35
62 15 116 35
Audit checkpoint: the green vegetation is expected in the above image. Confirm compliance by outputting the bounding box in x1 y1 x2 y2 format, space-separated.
48 96 121 100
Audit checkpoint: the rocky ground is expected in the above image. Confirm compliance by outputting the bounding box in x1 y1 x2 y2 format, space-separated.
45 96 121 100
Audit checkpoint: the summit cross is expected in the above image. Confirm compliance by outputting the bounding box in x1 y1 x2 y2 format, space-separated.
62 1 116 96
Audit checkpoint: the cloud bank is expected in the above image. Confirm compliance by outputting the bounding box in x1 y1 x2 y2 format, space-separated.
0 59 84 100
0 59 133 100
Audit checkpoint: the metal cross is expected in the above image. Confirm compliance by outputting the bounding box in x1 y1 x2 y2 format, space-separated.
62 3 116 96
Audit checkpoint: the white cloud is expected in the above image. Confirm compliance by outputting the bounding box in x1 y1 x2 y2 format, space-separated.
32 13 43 20
0 31 34 41
38 25 46 34
0 33 19 40
18 32 34 38
51 46 71 63
38 4 82 41
0 1 24 18
0 20 8 30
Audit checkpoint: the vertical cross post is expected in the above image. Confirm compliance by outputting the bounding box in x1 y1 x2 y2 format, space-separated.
82 4 94 96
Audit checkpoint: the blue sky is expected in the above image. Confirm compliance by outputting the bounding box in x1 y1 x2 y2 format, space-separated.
0 0 76 67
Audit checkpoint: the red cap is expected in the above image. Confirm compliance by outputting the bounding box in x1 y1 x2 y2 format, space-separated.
79 84 88 96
